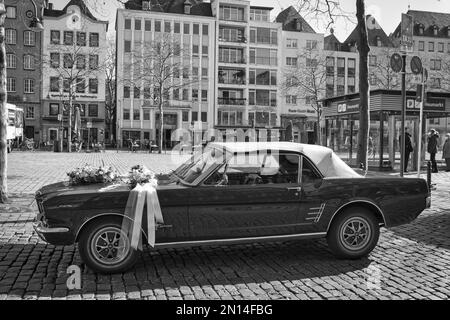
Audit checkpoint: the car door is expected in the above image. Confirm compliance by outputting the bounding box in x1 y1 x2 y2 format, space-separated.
187 151 309 241
298 155 328 233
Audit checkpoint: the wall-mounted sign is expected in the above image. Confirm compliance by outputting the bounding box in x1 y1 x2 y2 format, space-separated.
407 98 445 111
337 102 359 113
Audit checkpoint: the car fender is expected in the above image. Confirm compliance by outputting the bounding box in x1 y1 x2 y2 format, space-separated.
326 198 387 232
75 212 148 242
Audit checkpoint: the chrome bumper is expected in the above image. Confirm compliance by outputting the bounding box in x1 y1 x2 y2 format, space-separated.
33 221 70 234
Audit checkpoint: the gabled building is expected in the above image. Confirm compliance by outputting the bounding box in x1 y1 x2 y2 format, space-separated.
42 0 108 147
4 0 48 142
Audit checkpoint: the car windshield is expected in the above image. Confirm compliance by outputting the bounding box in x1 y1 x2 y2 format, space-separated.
172 146 228 184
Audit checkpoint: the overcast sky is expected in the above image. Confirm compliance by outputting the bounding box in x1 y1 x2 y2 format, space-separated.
53 0 450 41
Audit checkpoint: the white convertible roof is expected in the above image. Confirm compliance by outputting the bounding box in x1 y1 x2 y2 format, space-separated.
210 142 361 178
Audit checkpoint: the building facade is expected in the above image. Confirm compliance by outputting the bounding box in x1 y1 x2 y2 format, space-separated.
42 0 108 147
4 0 48 141
116 0 216 148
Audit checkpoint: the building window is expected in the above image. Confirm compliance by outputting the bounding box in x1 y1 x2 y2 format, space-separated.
286 57 297 66
24 31 35 46
50 53 60 68
182 111 189 122
376 36 382 47
123 109 130 120
89 79 98 94
89 55 99 70
6 54 16 69
438 42 444 52
26 106 35 119
286 95 297 105
50 77 59 92
134 87 140 99
431 78 441 88
369 55 377 66
306 40 318 50
6 6 16 19
164 21 171 33
77 32 86 46
63 54 73 68
135 19 141 30
183 89 189 100
192 89 198 101
5 29 17 44
202 24 209 35
431 59 442 70
418 41 424 51
184 23 190 34
124 40 131 52
88 104 98 117
64 31 74 45
202 67 208 77
429 42 435 52
192 45 199 56
193 24 199 34
124 19 131 29
6 78 16 92
201 90 207 101
133 109 140 120
174 22 180 33
286 39 298 48
202 45 208 55
155 20 161 32
143 109 150 120
76 55 86 69
201 112 207 122
23 55 34 70
89 33 99 47
145 20 152 31
124 86 130 98
24 79 35 94
49 103 59 116
370 74 378 86
76 78 85 93
50 30 60 44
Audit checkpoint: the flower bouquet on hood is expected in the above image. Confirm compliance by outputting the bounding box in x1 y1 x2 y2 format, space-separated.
127 165 157 189
67 164 118 186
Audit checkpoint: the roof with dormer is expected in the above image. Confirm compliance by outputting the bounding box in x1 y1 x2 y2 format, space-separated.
344 15 394 47
392 10 450 38
275 6 316 33
124 0 212 16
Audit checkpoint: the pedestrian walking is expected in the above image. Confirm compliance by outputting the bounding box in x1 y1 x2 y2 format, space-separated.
427 129 440 173
442 133 450 172
399 129 413 172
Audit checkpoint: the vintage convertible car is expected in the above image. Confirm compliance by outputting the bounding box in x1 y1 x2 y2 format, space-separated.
34 142 431 273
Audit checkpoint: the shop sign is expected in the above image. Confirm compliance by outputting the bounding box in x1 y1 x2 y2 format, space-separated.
337 102 359 113
407 98 445 111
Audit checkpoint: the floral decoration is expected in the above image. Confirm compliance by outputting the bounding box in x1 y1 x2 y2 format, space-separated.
127 165 157 189
67 164 118 186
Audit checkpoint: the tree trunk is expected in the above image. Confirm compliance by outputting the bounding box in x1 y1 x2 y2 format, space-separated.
68 93 72 153
356 0 370 173
0 9 8 203
316 102 321 145
159 104 163 154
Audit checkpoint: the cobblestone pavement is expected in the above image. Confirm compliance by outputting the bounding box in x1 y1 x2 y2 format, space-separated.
0 151 449 300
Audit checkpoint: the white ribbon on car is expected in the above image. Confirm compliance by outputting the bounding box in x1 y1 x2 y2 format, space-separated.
121 181 164 250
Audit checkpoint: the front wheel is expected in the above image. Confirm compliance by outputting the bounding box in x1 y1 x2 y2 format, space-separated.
327 207 380 259
78 217 139 274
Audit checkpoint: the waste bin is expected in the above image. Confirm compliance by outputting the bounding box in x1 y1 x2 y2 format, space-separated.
53 141 60 152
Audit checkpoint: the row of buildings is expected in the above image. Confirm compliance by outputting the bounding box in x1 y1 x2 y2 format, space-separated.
4 0 108 146
5 0 450 153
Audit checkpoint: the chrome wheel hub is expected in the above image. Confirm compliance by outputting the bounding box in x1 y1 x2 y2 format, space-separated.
339 217 371 251
91 227 130 265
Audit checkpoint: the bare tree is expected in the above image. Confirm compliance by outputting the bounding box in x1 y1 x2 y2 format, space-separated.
282 48 327 144
125 33 196 153
41 27 106 152
105 40 116 144
370 47 399 90
0 2 7 203
295 0 371 172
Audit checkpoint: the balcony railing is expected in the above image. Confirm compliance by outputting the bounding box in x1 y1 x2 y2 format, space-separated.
218 78 246 85
218 36 247 43
218 98 246 105
219 58 246 64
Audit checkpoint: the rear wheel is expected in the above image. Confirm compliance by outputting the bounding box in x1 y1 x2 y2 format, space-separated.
327 207 380 259
78 217 139 274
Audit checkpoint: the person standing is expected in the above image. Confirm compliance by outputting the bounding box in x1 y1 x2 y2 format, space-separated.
427 129 440 173
399 129 413 173
442 133 450 172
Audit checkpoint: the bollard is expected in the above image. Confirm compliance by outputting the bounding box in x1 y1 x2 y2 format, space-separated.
427 161 432 190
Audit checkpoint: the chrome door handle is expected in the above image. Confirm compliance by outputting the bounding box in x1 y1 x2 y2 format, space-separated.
287 187 302 192
157 224 173 230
